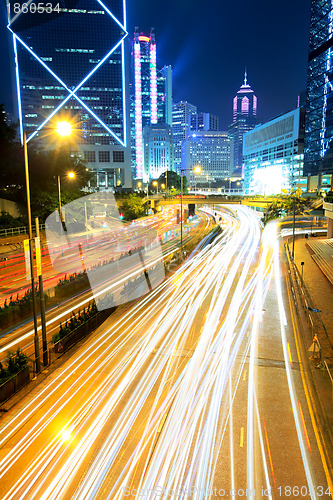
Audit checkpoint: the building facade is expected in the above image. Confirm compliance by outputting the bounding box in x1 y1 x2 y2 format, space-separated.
143 125 173 179
228 73 257 172
172 101 197 174
190 112 219 132
243 108 306 195
304 0 333 185
7 0 132 189
131 30 172 182
181 131 233 187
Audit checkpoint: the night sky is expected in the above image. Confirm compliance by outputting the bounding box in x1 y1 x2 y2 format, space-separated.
0 0 312 129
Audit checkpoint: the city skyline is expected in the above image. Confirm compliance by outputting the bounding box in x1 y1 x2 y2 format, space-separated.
1 0 312 128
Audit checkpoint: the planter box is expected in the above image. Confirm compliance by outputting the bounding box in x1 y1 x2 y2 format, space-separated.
54 309 114 354
0 366 30 404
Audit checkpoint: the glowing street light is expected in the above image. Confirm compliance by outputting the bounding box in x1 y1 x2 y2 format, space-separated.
153 180 158 195
55 121 72 137
23 119 73 372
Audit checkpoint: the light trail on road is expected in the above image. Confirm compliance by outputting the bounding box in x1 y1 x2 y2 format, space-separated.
0 206 329 499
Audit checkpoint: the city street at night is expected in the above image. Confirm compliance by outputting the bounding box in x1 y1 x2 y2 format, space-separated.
0 206 331 498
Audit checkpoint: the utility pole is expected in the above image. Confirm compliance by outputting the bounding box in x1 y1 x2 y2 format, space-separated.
35 217 48 366
24 132 40 374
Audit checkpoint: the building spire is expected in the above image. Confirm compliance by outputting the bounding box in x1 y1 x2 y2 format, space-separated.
244 68 247 86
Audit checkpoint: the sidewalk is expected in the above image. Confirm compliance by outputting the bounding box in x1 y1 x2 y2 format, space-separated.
290 236 333 446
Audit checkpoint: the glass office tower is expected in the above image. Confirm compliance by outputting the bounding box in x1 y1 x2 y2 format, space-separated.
243 108 306 195
172 101 197 174
7 0 131 188
305 0 333 178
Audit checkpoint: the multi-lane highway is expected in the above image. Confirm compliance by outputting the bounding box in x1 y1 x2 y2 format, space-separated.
0 207 213 361
0 206 331 499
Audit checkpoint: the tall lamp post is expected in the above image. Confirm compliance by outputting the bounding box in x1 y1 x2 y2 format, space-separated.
291 187 302 261
57 171 75 221
23 120 73 373
23 132 41 374
180 166 201 257
153 180 158 196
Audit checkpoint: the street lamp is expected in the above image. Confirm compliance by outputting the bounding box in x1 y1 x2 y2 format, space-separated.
153 180 158 195
23 132 41 373
292 188 302 260
137 181 142 192
23 120 73 373
55 121 72 137
57 171 76 221
180 166 201 257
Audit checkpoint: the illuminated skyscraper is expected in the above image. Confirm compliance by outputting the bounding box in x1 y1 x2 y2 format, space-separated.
7 0 131 189
304 0 333 182
132 30 172 181
243 108 306 195
190 112 219 132
143 124 173 179
182 131 233 185
172 101 197 174
228 72 257 172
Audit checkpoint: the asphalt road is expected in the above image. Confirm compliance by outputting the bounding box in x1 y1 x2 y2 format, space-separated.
0 206 331 499
0 209 212 363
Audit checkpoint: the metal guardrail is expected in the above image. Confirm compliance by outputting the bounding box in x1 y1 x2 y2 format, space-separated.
285 239 333 392
0 224 46 239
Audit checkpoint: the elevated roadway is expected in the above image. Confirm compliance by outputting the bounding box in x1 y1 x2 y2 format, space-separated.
149 195 275 211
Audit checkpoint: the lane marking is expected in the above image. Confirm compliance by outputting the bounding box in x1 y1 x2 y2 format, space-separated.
157 413 167 433
287 341 293 367
298 400 312 453
263 417 276 489
240 427 244 447
285 255 333 492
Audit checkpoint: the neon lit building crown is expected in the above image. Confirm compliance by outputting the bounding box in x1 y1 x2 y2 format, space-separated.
233 71 257 122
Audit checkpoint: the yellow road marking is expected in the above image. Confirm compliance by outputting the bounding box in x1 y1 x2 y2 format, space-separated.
285 260 333 493
287 341 293 367
240 427 244 447
263 418 276 488
243 370 247 381
158 413 167 433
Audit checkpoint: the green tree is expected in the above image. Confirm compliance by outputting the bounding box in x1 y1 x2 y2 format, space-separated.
157 171 187 192
120 194 145 220
0 211 26 229
263 195 312 225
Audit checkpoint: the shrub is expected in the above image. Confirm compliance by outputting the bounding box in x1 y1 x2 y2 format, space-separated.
0 348 28 384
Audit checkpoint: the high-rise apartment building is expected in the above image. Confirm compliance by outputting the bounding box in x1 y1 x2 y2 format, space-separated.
243 108 306 195
131 30 172 182
304 0 333 184
7 0 131 189
228 72 257 172
181 131 233 186
172 101 197 174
